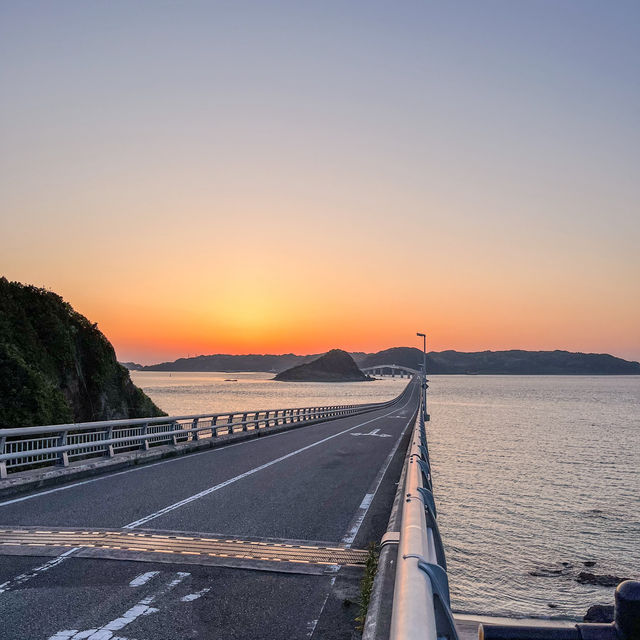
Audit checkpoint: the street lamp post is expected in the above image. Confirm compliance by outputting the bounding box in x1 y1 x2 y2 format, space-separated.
416 332 427 416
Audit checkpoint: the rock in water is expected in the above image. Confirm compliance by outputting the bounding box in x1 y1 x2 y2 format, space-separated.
576 572 630 587
584 605 614 622
0 278 165 426
274 349 373 382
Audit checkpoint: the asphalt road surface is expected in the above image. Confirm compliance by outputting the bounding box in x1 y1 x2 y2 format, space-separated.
0 380 419 640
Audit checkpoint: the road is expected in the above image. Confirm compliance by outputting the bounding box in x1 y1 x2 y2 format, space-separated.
0 380 419 640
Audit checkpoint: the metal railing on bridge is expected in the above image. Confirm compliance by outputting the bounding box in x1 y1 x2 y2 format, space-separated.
389 379 459 640
0 386 411 479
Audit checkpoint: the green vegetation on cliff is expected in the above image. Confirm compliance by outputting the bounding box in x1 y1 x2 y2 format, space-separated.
0 278 165 428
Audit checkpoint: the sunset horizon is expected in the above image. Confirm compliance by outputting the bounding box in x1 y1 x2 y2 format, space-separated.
2 2 638 368
1 4 639 637
3 274 639 366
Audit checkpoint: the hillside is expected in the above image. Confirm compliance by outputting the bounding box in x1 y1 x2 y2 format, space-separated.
274 349 373 382
126 348 640 375
139 353 317 372
361 347 640 375
0 278 165 428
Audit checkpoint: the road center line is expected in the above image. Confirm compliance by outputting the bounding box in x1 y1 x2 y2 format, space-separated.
0 382 417 596
122 389 417 529
0 386 411 509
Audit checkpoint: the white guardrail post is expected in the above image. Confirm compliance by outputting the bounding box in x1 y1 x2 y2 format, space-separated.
0 383 411 477
389 374 459 640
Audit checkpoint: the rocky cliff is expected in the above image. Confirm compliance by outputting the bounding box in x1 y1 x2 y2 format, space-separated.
0 278 165 428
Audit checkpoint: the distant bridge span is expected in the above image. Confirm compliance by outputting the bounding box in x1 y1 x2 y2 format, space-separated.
361 364 419 378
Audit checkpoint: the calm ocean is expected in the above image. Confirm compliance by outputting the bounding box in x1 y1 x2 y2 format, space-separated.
131 371 640 620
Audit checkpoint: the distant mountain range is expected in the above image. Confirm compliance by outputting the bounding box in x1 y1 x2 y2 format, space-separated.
122 347 640 375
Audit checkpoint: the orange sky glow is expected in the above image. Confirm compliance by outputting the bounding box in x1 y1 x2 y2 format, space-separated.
1 3 639 364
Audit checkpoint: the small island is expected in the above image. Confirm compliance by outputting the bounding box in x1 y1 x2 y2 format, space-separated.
274 349 374 382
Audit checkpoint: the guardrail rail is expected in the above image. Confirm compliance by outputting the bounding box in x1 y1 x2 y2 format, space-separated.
389 377 459 640
0 384 411 479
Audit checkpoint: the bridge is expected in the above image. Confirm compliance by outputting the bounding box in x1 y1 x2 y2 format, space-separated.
1 377 638 640
361 364 420 378
0 378 445 640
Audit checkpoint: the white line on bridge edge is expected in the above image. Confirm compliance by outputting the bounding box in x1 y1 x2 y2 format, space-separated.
122 389 417 529
340 386 418 547
305 386 418 638
306 575 336 638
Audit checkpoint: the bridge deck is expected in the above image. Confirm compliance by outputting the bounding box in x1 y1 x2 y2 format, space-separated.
0 381 419 640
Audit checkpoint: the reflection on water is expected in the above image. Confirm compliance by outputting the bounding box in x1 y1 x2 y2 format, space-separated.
130 370 408 415
428 375 639 619
131 371 639 619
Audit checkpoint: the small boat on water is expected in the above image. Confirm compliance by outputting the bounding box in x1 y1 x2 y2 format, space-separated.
224 378 238 382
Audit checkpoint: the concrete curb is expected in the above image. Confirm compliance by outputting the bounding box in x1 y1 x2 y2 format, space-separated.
0 407 383 500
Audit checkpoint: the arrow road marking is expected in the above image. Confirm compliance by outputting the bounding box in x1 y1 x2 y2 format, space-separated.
350 428 392 438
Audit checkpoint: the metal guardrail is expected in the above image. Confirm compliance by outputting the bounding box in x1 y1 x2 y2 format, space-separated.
0 387 410 479
389 377 459 640
480 580 640 639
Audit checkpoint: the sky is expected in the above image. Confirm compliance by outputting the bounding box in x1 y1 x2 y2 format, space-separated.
1 1 639 364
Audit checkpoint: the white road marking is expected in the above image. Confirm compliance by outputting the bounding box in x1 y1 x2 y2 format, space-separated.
48 571 190 639
0 547 79 594
306 575 336 638
341 400 417 547
0 388 413 509
350 427 392 437
122 390 417 529
0 434 269 508
128 571 159 587
180 587 210 602
0 383 417 598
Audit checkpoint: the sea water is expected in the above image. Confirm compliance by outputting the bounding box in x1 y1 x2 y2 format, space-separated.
131 371 640 619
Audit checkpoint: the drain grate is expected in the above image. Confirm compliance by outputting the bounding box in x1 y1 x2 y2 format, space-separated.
0 528 368 566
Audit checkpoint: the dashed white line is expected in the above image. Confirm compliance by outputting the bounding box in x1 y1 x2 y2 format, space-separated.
128 571 159 587
48 571 190 639
341 393 417 547
181 587 210 602
0 547 79 594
